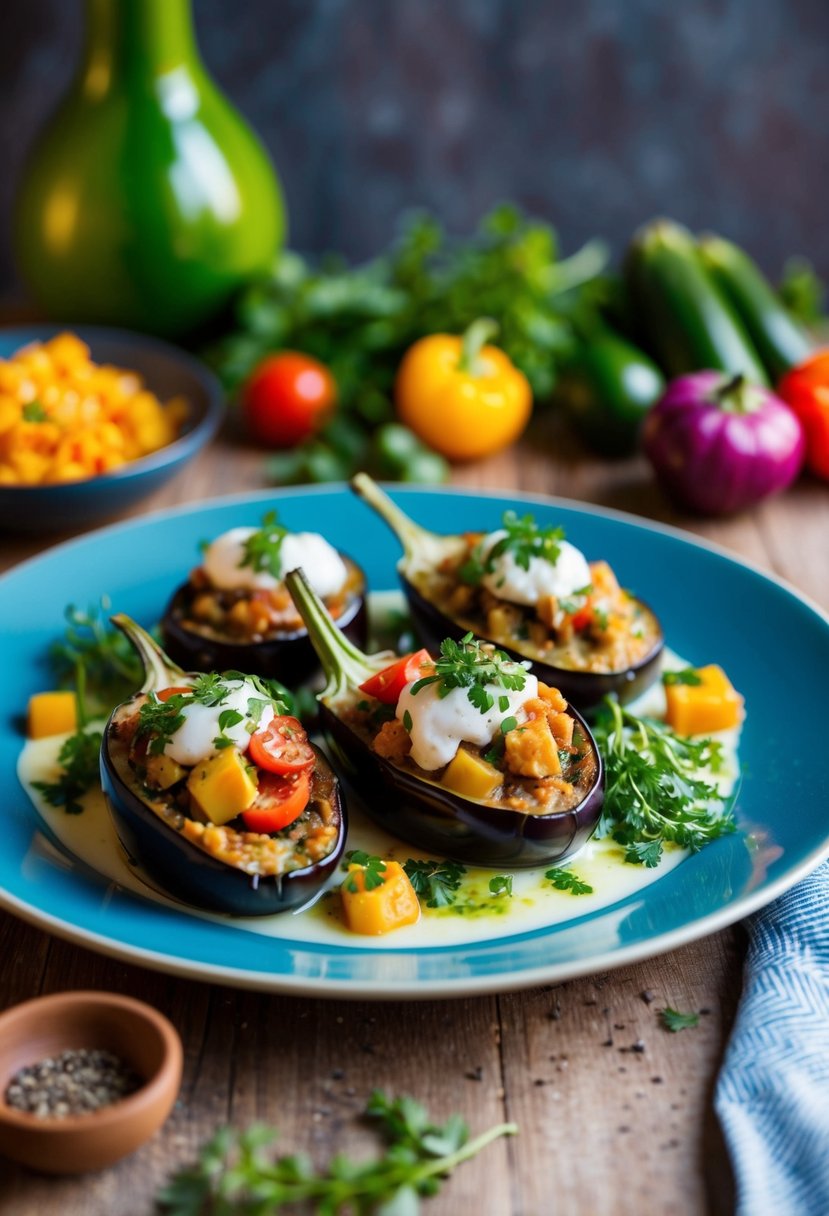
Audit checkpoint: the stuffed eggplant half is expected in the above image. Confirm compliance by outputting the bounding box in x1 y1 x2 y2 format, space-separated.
161 510 367 685
285 569 604 868
352 474 663 711
101 615 346 916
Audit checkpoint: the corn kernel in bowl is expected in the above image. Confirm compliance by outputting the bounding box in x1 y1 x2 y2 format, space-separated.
0 333 188 486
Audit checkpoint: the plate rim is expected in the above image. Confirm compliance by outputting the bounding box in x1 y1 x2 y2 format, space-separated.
3 482 828 999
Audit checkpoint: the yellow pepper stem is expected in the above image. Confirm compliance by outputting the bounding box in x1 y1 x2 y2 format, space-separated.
458 317 499 376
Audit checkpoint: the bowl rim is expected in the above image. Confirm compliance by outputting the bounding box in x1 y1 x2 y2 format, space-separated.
0 989 183 1133
0 323 224 493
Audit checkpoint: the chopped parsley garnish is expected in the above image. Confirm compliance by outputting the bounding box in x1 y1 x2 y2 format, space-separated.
545 867 593 895
409 633 526 715
402 709 413 733
22 399 48 422
403 859 467 908
239 510 289 579
489 875 513 897
660 1007 700 1033
137 675 287 756
662 668 703 687
459 511 565 584
343 851 388 892
558 585 593 615
33 728 103 815
213 708 245 750
156 1092 517 1214
592 695 733 867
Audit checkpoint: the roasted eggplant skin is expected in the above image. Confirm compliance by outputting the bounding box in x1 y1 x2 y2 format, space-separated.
402 574 664 712
160 553 369 685
322 703 603 868
101 616 347 917
351 473 664 713
284 569 605 870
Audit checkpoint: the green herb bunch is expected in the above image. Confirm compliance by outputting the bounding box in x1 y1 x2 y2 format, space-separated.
460 511 566 585
403 859 467 908
156 1091 517 1215
138 673 288 756
240 511 289 579
204 205 607 485
409 633 526 715
592 695 735 867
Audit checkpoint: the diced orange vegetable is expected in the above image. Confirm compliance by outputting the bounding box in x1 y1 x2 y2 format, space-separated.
664 665 744 735
0 333 185 485
503 713 561 778
340 861 421 935
27 691 77 738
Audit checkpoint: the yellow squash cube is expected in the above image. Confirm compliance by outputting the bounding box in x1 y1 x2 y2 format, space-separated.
664 665 744 735
186 748 258 825
441 746 503 800
28 691 77 738
340 861 421 935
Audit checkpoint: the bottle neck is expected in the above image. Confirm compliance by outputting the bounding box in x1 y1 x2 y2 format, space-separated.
80 0 200 93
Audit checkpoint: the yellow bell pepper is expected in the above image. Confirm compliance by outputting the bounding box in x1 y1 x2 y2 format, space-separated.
664 665 744 735
395 319 532 461
340 860 421 935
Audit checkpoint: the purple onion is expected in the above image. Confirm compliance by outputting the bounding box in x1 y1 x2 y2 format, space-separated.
643 372 806 515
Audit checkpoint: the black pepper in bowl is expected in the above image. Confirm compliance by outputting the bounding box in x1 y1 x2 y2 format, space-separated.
4 1048 142 1119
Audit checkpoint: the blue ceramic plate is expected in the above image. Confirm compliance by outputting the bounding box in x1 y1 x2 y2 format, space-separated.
0 325 223 532
2 487 828 998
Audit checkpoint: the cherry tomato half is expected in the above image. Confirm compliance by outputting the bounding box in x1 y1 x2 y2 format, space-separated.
249 715 315 775
242 351 337 449
242 769 311 833
358 649 432 704
156 686 192 702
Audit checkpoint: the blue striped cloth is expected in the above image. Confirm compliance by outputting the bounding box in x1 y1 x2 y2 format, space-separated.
715 861 829 1216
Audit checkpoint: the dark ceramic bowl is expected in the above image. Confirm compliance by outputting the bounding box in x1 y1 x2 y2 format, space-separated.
0 325 223 532
0 990 182 1174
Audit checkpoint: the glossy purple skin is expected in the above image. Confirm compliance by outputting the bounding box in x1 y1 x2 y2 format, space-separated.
160 557 368 686
101 718 346 917
402 575 664 713
320 702 604 869
643 371 805 515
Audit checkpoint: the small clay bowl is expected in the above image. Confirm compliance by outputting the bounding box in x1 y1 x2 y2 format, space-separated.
0 990 182 1174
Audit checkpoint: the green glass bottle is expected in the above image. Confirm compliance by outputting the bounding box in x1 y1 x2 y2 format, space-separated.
15 0 285 338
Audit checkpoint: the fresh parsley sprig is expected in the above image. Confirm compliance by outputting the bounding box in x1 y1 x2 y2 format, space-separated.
460 512 565 585
660 1007 700 1033
32 729 103 816
239 510 289 579
403 859 467 908
545 867 593 895
409 634 525 715
662 668 703 687
343 851 388 893
156 1092 517 1216
47 601 144 719
592 695 734 867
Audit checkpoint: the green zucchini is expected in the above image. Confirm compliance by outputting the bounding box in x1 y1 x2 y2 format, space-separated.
625 219 769 384
698 233 813 380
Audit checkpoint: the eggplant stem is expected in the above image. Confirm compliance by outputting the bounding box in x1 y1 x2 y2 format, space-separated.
110 613 190 695
351 473 447 567
284 569 379 699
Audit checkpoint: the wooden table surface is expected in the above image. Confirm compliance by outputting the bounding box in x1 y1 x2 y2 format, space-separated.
1 412 827 1216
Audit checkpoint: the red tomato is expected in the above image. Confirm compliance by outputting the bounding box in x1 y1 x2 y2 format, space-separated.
569 601 594 632
242 769 311 833
358 649 433 704
242 351 337 448
778 352 829 480
156 686 192 702
249 715 315 775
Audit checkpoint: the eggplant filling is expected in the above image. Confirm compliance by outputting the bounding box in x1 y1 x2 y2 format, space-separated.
413 534 658 675
170 512 363 645
343 638 598 816
107 689 340 878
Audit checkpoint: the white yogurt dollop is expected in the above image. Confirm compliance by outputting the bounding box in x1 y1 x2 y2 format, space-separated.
162 678 274 766
480 530 591 607
396 671 538 771
202 527 347 598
